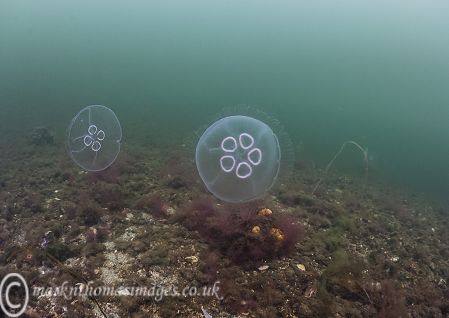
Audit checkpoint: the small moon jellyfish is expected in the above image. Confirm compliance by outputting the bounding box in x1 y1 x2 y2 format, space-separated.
67 105 122 171
196 115 281 203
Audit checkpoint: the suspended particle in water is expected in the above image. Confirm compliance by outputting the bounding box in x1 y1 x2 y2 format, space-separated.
67 105 122 171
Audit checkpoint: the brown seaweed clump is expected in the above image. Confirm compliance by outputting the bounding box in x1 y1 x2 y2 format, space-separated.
175 198 304 264
135 193 168 218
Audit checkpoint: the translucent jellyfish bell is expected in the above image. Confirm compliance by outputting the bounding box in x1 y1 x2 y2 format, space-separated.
196 115 281 203
67 105 122 171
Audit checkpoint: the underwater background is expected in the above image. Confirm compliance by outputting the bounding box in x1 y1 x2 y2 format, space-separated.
2 1 449 317
1 0 449 199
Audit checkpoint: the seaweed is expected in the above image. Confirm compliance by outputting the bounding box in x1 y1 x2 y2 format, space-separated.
377 280 408 318
79 202 102 226
175 198 303 264
91 182 125 210
316 249 367 314
135 193 168 218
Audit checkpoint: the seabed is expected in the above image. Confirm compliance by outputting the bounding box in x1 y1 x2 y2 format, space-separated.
0 134 448 318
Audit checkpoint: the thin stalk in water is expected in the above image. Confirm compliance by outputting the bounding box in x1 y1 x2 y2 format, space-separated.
312 141 368 195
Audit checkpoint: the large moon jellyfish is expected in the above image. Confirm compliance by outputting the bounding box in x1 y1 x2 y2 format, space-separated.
67 105 122 171
196 115 281 203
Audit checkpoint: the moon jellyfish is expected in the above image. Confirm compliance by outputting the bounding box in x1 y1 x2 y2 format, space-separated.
67 105 122 171
196 115 281 203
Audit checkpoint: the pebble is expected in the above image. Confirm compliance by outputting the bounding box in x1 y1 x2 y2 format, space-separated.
296 264 306 271
185 256 199 264
258 265 269 271
166 207 175 216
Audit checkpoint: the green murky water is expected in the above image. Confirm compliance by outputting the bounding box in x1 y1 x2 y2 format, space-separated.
1 0 449 198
